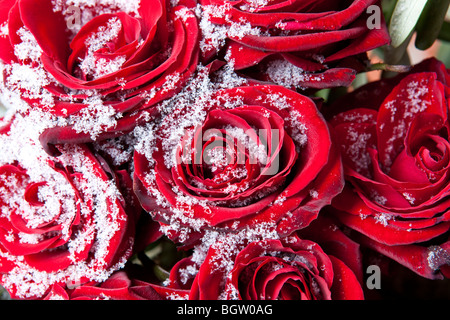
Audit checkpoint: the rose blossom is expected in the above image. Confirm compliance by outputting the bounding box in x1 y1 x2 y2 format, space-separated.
0 0 199 152
149 224 364 300
0 115 140 299
197 0 390 89
327 58 450 279
133 81 343 244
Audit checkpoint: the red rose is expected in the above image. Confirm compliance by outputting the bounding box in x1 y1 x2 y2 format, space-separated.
328 58 450 279
133 83 343 243
0 0 199 151
218 237 364 300
198 0 390 89
40 271 164 300
69 271 163 300
152 229 364 300
0 115 139 299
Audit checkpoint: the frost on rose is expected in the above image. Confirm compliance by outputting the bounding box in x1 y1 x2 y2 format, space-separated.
147 216 365 300
0 0 199 152
327 58 450 280
197 0 391 89
133 75 344 245
0 115 143 299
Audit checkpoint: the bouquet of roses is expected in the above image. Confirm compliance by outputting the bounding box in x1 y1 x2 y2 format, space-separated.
0 0 449 301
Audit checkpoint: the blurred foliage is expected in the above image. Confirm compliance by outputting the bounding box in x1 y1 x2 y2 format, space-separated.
337 0 450 94
129 236 192 283
388 0 428 48
0 285 10 300
382 0 450 65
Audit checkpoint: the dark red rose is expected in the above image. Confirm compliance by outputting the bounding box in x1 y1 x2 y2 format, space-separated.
150 230 364 300
0 0 199 152
133 83 343 244
68 271 163 300
218 237 364 300
198 0 390 89
39 271 164 300
0 115 141 299
328 58 450 279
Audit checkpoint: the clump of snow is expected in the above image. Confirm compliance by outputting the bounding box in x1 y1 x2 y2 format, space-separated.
427 246 450 272
196 3 262 55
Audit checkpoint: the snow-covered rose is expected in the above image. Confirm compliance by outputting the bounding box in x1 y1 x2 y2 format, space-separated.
327 58 450 279
0 115 139 299
0 0 199 151
149 228 364 300
133 83 343 244
198 0 390 89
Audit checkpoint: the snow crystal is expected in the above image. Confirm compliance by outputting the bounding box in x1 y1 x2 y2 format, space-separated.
381 79 433 168
402 192 415 205
78 17 126 79
238 0 270 12
266 60 323 89
309 189 319 199
374 212 393 226
403 81 431 118
14 27 43 63
343 125 373 175
70 94 122 140
288 110 308 149
196 3 262 55
0 22 8 37
427 246 450 272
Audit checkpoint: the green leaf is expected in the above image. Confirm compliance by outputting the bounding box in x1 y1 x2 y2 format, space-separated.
437 40 450 67
389 0 429 47
415 0 450 50
383 31 413 65
154 265 170 282
0 99 5 117
0 285 10 300
314 89 330 102
382 0 399 24
438 21 450 42
351 73 369 90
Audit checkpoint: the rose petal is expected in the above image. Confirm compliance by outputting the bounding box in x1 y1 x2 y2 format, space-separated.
19 0 71 63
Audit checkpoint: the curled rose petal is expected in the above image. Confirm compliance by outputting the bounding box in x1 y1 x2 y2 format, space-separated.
69 271 163 300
